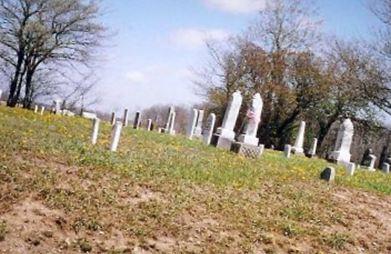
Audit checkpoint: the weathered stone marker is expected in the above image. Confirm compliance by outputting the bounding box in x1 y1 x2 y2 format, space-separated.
284 144 292 158
91 118 100 145
345 162 356 176
110 112 116 126
212 91 243 149
53 99 62 115
320 167 336 182
203 113 216 145
147 119 153 131
308 138 318 158
34 105 38 113
133 111 141 129
330 119 354 164
237 93 263 146
232 93 264 158
194 110 204 139
123 109 129 127
168 111 176 135
187 109 198 140
110 122 123 152
40 106 45 115
382 163 390 174
292 121 306 155
368 154 377 171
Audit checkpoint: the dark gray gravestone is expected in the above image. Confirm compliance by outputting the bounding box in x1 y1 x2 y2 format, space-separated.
320 167 336 182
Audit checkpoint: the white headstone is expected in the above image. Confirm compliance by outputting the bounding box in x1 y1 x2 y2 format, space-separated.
53 99 61 114
382 163 390 174
40 106 45 115
215 91 243 140
110 122 123 152
110 112 116 126
187 109 198 139
368 155 377 171
147 119 153 131
194 110 204 137
330 119 354 164
34 105 38 113
91 118 100 145
203 113 216 145
309 138 318 157
237 93 263 146
165 107 175 130
123 109 129 127
292 121 306 155
284 144 292 158
82 111 97 119
0 89 3 100
168 111 176 135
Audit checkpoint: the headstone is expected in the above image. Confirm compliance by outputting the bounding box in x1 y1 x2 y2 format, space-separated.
34 105 38 113
147 119 153 131
212 91 243 149
231 143 265 159
82 111 97 119
368 154 377 171
308 138 318 158
164 106 175 130
168 111 176 135
270 145 275 150
193 109 204 138
62 110 75 117
329 119 354 164
53 99 61 115
202 113 216 145
382 163 390 174
133 111 141 129
91 118 100 145
237 93 263 146
284 145 292 158
123 109 129 127
110 122 123 152
361 148 373 167
0 89 2 100
40 106 45 115
345 162 355 176
110 112 116 126
292 121 306 155
186 109 198 140
320 167 336 182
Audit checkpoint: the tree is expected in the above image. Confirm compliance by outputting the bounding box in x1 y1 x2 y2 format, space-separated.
0 0 105 107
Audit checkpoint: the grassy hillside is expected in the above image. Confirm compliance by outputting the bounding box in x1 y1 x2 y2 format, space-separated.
0 107 390 253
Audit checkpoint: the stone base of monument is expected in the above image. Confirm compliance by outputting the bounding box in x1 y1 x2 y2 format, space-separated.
211 135 233 150
231 142 264 159
291 147 305 156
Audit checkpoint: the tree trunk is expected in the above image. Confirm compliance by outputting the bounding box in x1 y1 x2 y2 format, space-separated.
7 49 25 107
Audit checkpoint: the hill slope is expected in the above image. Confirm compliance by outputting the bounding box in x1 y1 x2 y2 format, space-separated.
0 107 390 253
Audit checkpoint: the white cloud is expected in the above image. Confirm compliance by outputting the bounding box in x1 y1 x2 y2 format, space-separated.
202 0 267 14
169 28 230 49
125 70 148 84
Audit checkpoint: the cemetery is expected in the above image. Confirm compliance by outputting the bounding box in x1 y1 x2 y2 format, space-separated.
0 0 390 253
0 97 389 253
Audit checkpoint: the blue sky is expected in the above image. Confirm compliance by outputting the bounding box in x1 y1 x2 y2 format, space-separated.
95 0 380 114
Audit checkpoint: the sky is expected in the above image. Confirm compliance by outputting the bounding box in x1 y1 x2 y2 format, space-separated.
95 0 381 115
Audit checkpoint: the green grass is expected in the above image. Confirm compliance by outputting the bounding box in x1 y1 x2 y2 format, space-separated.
0 106 390 253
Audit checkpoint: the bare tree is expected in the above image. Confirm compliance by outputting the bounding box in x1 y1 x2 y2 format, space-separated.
0 0 106 107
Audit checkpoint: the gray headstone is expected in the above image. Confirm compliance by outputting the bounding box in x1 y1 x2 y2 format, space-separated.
147 119 153 131
193 109 204 138
202 113 216 145
110 112 116 126
123 109 129 127
284 144 292 158
110 122 123 152
382 163 390 174
308 138 318 157
320 167 336 182
133 111 141 129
